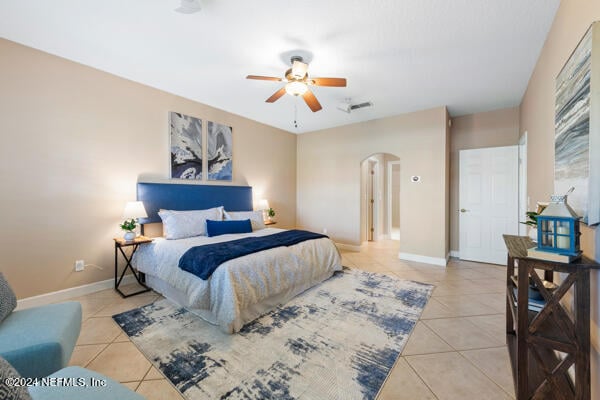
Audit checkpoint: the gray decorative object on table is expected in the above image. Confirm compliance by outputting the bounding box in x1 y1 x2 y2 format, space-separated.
0 273 17 323
170 112 203 180
207 121 232 181
555 22 600 225
113 268 432 400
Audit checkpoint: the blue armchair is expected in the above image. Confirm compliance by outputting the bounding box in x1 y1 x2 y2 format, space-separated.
0 301 82 378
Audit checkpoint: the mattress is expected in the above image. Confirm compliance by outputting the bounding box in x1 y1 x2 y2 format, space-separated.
132 228 342 333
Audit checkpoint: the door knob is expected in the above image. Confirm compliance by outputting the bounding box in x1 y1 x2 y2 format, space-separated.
459 208 468 213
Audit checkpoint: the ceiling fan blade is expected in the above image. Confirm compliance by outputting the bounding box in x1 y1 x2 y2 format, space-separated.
247 75 283 82
266 87 286 103
310 77 347 87
302 90 322 112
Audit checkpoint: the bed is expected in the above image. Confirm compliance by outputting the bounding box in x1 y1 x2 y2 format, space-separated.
132 182 342 334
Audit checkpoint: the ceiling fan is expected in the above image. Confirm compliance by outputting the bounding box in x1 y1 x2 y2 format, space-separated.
246 56 347 112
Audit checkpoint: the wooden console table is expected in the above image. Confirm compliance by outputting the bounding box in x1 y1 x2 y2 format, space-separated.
503 235 599 400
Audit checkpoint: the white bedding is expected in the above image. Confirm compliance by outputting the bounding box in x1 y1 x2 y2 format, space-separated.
132 228 342 333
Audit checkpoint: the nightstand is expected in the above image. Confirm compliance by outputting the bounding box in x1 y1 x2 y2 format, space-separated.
264 220 277 226
114 236 153 298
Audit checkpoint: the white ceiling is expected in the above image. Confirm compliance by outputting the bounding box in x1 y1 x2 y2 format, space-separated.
0 0 559 133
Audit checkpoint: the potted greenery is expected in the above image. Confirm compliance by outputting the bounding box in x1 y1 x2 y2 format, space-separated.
520 202 548 241
267 207 276 222
120 219 137 241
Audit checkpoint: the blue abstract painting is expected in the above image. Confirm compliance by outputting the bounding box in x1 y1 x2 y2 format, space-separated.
113 269 433 400
170 112 203 180
207 121 232 181
555 24 600 225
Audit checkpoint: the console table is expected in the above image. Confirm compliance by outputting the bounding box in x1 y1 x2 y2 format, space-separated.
503 235 599 400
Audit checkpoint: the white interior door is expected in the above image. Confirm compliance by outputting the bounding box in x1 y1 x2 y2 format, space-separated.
459 146 518 264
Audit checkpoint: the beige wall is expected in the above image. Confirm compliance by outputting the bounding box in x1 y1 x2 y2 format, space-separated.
519 1 600 397
0 39 297 299
297 107 449 260
449 107 520 252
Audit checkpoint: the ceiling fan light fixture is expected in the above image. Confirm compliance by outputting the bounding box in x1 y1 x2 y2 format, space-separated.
285 81 308 96
291 60 308 79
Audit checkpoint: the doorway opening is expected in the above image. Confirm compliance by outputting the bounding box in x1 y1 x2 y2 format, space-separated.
518 132 528 236
360 153 400 243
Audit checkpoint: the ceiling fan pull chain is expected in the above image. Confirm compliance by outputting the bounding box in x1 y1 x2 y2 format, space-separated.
294 99 299 129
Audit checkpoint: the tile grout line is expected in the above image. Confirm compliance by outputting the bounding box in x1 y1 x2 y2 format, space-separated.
456 350 515 399
401 356 441 400
138 364 154 387
82 343 110 369
420 311 506 321
421 318 505 352
404 320 455 356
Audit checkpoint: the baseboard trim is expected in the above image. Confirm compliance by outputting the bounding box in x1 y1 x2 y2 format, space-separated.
398 252 448 266
16 275 136 310
449 250 460 258
335 242 364 252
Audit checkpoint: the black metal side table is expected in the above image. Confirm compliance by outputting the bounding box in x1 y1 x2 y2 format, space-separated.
114 236 153 298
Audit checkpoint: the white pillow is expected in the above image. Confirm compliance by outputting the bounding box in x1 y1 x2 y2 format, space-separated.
159 206 223 239
224 210 265 230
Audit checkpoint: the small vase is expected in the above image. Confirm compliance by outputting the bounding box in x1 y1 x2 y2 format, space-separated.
123 231 136 241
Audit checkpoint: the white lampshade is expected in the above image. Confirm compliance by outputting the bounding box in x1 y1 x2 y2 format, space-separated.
257 199 269 210
123 201 148 220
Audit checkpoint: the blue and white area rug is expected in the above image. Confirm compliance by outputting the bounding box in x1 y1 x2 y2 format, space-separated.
113 269 433 400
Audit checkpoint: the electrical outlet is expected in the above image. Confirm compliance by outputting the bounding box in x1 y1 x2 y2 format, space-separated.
323 228 328 234
75 260 85 272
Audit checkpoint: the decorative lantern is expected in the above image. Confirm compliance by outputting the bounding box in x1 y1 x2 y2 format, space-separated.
536 194 581 257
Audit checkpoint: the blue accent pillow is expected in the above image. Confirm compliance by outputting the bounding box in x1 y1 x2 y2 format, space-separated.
206 219 253 237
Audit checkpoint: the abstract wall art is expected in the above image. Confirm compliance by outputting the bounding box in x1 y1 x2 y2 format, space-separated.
555 22 600 225
170 111 203 180
207 121 233 181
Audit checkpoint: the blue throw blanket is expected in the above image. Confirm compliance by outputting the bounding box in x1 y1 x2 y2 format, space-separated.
179 229 328 280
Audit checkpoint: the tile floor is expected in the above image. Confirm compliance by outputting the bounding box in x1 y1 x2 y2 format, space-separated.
65 240 514 400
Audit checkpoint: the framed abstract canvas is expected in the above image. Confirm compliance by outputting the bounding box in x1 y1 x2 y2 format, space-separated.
170 112 203 180
207 121 233 181
555 22 600 225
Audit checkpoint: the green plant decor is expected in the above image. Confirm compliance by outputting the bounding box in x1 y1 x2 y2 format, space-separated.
520 211 539 227
120 218 137 232
520 203 548 228
267 208 276 218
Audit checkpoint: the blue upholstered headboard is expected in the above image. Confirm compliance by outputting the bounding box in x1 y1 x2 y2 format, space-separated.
137 182 253 224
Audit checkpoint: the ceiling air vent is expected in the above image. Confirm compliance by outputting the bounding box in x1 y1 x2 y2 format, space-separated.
337 100 373 114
